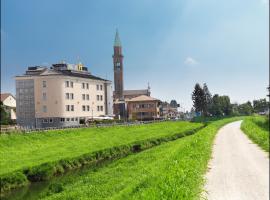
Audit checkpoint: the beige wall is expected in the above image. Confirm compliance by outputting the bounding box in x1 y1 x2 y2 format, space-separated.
34 75 108 118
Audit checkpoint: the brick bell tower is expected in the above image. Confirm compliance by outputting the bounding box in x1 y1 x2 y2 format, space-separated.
113 29 124 100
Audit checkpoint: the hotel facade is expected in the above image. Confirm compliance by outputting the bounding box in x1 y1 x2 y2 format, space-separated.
15 63 113 128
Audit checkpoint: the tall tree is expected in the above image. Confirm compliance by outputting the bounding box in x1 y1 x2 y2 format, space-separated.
203 83 212 116
170 100 179 108
192 83 206 116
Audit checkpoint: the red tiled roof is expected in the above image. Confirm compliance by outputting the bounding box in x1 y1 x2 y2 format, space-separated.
126 95 160 102
0 93 13 102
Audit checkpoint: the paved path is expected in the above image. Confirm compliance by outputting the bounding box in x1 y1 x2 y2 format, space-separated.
204 121 269 200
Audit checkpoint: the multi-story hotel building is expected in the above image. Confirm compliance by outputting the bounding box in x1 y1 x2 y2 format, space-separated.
15 62 113 128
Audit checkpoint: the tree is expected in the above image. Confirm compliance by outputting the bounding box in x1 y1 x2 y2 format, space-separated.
238 101 254 115
253 98 268 113
0 101 10 125
192 83 207 116
209 95 232 116
170 100 178 108
203 83 212 116
209 94 223 116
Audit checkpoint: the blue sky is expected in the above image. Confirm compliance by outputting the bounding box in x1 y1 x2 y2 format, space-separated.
1 0 269 110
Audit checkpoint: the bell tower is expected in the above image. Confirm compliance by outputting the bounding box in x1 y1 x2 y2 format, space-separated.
113 29 124 100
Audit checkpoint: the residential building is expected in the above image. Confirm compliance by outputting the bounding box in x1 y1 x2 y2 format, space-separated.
126 95 161 120
0 93 16 120
161 101 179 119
15 62 113 128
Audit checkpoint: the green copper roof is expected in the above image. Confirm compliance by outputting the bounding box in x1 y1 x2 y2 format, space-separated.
114 29 121 47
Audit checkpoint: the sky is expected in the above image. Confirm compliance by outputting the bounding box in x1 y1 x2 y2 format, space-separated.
1 0 269 110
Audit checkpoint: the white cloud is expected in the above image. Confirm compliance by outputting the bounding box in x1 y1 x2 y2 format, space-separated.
184 57 199 66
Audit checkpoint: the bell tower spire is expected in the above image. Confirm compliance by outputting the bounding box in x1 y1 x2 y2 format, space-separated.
113 29 124 100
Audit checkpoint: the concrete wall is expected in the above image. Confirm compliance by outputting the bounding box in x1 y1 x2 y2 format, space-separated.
16 79 36 128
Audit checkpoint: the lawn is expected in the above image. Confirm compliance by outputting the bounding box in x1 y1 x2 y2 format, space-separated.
37 117 242 200
0 121 202 177
241 115 269 152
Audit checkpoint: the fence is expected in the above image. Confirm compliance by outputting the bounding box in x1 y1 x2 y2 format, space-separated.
0 119 187 134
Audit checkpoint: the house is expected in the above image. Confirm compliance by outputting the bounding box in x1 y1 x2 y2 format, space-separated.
15 62 113 128
0 93 16 120
160 101 179 119
126 95 161 120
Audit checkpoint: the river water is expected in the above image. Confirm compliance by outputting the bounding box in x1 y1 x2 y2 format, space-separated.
1 159 114 200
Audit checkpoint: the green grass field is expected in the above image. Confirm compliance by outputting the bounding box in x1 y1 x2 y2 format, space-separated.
0 121 202 176
241 115 269 152
35 117 242 200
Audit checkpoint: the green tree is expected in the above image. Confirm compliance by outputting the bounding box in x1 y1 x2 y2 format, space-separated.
192 83 206 116
209 94 223 116
238 101 254 115
0 101 10 125
209 95 232 116
253 98 269 113
170 100 179 108
203 83 212 116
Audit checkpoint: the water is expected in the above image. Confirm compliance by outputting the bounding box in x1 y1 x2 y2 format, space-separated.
1 159 116 200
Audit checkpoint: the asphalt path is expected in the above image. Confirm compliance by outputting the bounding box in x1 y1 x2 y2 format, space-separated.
204 121 269 200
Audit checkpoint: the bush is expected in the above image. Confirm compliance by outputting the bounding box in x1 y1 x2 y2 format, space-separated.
0 172 28 191
26 163 56 181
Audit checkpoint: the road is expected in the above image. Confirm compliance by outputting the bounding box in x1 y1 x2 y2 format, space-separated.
204 121 269 200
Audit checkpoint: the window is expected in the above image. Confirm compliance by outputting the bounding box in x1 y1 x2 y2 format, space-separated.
86 83 89 89
100 85 103 90
43 105 47 113
42 119 48 123
49 118 53 123
75 118 78 121
65 81 69 88
100 95 103 101
82 105 86 111
66 93 70 99
82 83 85 89
100 106 103 111
71 93 74 100
71 118 74 121
87 105 90 111
60 118 65 122
86 94 89 100
82 94 85 100
43 81 47 88
66 118 70 122
71 105 74 111
70 81 73 88
97 95 99 101
66 105 70 111
42 93 47 100
97 106 100 111
96 85 99 90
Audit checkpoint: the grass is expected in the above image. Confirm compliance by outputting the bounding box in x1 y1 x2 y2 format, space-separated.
0 121 203 192
38 117 242 200
241 115 269 152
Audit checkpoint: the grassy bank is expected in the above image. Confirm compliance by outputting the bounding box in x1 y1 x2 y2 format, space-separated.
38 117 242 200
241 115 269 152
0 121 203 192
